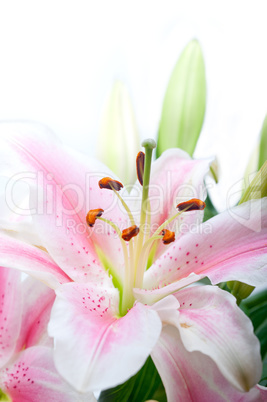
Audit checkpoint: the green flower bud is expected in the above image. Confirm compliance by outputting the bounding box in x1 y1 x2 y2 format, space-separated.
258 114 267 170
157 39 206 157
230 160 267 303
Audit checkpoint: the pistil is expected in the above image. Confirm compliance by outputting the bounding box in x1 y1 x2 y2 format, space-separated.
134 139 156 288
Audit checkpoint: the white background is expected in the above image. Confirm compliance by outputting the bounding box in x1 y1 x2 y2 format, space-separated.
0 0 266 209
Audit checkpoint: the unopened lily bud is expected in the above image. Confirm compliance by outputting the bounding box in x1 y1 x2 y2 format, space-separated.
258 113 267 170
97 81 140 185
229 161 267 303
157 39 206 157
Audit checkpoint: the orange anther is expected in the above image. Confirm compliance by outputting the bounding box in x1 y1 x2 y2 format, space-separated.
122 225 140 241
161 229 175 245
86 208 104 227
176 198 206 212
136 151 145 186
98 177 123 191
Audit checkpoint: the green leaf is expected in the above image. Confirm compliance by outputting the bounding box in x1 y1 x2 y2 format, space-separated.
256 324 267 360
203 193 218 222
240 289 267 360
157 39 206 157
259 356 267 386
258 114 267 170
99 356 165 402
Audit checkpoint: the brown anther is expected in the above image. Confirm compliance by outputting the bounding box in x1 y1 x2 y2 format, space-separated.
122 225 140 241
98 177 123 191
86 208 104 227
176 198 206 212
136 151 145 186
161 229 175 245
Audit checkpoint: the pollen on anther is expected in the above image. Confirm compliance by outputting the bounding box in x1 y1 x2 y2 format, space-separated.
177 199 206 212
122 225 140 241
99 177 123 191
136 151 145 185
86 208 104 227
161 229 175 244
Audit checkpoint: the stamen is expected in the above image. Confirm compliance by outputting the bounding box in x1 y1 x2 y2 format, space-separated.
136 151 145 185
99 177 123 191
122 225 140 242
86 208 104 227
161 229 175 244
99 176 135 226
177 198 206 211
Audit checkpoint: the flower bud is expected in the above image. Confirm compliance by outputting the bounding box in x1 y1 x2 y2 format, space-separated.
157 39 206 157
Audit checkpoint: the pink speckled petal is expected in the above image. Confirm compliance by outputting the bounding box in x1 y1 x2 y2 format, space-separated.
144 198 267 289
134 272 204 305
0 267 22 367
163 286 262 392
152 326 266 402
0 232 71 288
16 277 55 351
48 282 162 392
0 346 96 402
0 121 125 285
149 149 210 231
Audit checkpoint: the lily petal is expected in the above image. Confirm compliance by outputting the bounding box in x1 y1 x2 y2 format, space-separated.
0 267 22 367
151 325 266 402
164 286 262 392
0 346 96 402
48 282 162 392
134 272 204 305
149 148 210 230
16 277 55 351
0 232 71 288
144 198 267 289
0 121 126 285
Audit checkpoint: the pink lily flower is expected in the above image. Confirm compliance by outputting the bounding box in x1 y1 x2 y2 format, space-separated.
0 266 96 401
0 122 266 399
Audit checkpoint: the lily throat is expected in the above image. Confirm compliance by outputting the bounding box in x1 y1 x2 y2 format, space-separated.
86 139 205 316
